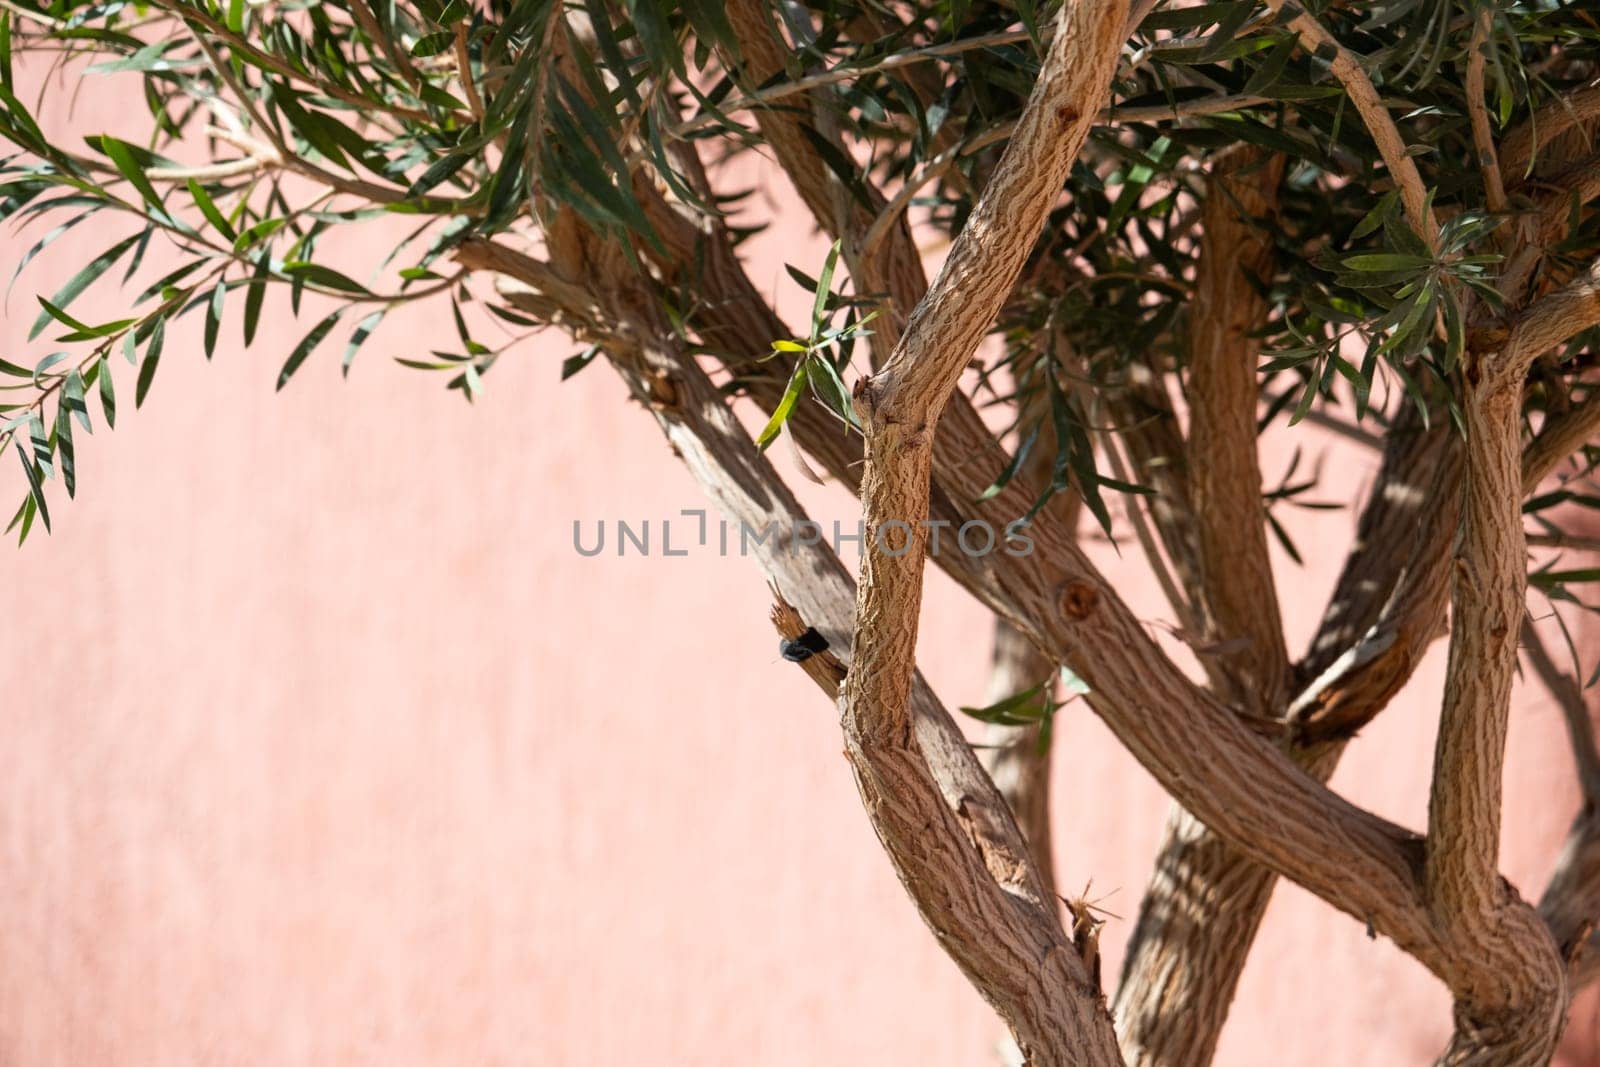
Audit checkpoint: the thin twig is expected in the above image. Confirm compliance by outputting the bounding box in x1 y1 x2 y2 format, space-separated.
454 22 485 124
0 0 63 29
672 28 1033 143
348 0 423 92
146 0 443 123
1265 0 1439 250
147 155 273 182
858 93 1268 262
1528 532 1600 553
1465 7 1508 215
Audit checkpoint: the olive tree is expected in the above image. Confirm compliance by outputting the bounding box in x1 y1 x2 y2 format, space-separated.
4 0 1600 1062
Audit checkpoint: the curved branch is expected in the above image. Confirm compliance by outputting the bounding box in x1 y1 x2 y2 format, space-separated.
475 225 1123 1064
841 1 1127 1052
1502 258 1600 373
1500 82 1600 183
1422 342 1568 1058
1264 0 1439 250
1465 8 1509 215
1183 146 1289 710
1525 386 1600 493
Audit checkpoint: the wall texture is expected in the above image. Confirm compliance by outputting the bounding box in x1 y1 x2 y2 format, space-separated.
1 85 1598 1067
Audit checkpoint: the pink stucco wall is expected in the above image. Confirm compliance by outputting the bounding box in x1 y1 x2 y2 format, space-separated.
3 80 1598 1067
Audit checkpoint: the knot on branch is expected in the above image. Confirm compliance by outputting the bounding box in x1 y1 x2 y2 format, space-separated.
1056 580 1100 621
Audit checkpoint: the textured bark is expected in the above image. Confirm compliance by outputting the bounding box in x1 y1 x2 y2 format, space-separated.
1265 0 1438 248
1114 418 1461 1066
472 226 1123 1064
468 23 1600 1065
1500 83 1600 181
1114 147 1293 1067
1113 804 1287 1067
1294 420 1462 739
1112 176 1600 1067
1182 146 1289 711
1424 343 1568 1064
1104 356 1205 630
838 6 1127 1063
1524 387 1600 494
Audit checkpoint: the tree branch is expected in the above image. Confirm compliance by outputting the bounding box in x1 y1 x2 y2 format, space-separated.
466 229 1123 1064
843 0 1124 767
841 2 1126 1050
1465 8 1509 215
1500 82 1600 183
1183 146 1289 711
1421 334 1568 1060
1112 146 1295 1067
1264 0 1440 250
1502 258 1600 371
1524 387 1600 493
1425 371 1528 946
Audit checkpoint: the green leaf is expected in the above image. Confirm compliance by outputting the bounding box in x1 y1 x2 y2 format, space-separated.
796 126 874 212
28 411 49 479
979 425 1039 503
12 495 35 544
770 339 807 353
14 442 47 532
63 369 90 433
97 354 116 429
55 403 74 497
0 10 11 91
812 240 841 334
102 136 165 211
243 253 270 345
407 152 471 198
411 31 455 57
234 217 286 252
28 233 141 340
960 681 1056 727
135 316 164 408
277 308 343 390
755 362 809 452
1340 253 1432 272
1531 568 1600 589
1058 666 1091 696
187 178 238 242
561 346 599 380
280 261 371 295
342 309 385 377
36 297 136 341
805 352 858 429
204 283 225 359
34 297 94 334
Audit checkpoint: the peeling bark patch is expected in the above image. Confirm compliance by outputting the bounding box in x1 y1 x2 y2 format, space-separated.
1058 581 1100 620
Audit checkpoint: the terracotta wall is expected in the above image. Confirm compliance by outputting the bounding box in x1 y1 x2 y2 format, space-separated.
2 82 1597 1067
